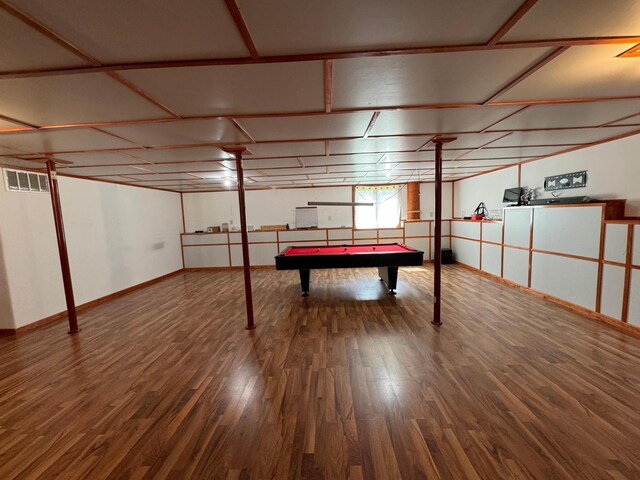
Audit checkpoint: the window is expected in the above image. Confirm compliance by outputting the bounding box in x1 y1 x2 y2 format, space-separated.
3 168 49 193
354 185 401 229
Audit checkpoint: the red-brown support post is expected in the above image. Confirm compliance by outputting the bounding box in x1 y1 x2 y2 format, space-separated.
46 160 79 334
432 137 456 326
223 147 255 330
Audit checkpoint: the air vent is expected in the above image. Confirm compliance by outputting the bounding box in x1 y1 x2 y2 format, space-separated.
3 168 49 193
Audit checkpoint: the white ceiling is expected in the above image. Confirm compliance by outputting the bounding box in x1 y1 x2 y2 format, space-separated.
0 0 639 191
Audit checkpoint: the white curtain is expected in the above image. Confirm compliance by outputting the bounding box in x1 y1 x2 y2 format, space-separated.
355 186 401 228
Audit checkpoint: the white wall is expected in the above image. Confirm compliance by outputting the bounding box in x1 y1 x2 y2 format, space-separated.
453 134 640 218
454 166 519 218
0 174 183 329
183 186 410 232
521 134 640 216
419 182 453 219
0 236 12 329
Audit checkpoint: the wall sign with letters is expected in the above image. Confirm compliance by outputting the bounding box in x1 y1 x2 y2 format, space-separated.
544 170 587 191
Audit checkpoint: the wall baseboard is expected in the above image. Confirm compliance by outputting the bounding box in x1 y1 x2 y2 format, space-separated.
5 269 186 336
454 262 640 338
184 265 276 271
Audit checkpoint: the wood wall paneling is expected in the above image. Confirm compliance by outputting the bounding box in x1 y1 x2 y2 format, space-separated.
629 269 640 327
600 264 626 321
531 252 599 311
481 242 502 277
604 223 628 263
503 246 530 286
532 206 602 259
503 207 531 248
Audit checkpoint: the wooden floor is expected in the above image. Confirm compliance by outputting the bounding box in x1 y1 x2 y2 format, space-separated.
1 265 639 479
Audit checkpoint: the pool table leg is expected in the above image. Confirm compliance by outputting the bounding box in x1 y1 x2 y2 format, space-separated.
299 269 310 296
378 266 398 295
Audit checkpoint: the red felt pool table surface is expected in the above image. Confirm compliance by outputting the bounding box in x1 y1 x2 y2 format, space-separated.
280 243 416 256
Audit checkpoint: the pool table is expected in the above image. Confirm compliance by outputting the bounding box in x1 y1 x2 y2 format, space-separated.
275 243 424 296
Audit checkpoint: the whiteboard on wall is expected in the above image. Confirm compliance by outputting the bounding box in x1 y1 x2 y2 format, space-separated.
295 207 318 228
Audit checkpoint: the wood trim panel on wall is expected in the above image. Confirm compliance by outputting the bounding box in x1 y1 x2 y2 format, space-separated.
451 204 638 335
2 269 185 335
455 263 640 338
621 224 634 322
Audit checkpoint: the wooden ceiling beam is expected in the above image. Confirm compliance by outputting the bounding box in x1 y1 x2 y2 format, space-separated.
362 112 380 138
106 72 182 118
1 35 639 80
455 127 640 182
229 119 256 143
482 46 569 105
0 0 100 65
0 1 182 120
0 113 39 130
223 0 259 58
3 94 640 136
486 0 539 46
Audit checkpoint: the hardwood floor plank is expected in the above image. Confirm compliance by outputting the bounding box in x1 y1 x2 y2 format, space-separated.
0 265 639 479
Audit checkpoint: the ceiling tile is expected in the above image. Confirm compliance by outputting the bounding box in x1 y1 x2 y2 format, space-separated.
457 146 566 159
0 73 172 126
329 136 431 155
503 0 640 41
126 146 233 163
329 164 381 174
196 171 237 180
488 100 640 130
302 153 383 167
245 141 326 158
122 62 324 116
136 179 199 186
140 162 227 173
609 113 640 126
9 0 248 63
384 150 471 163
0 9 90 72
0 128 138 153
52 151 149 166
237 0 520 55
253 174 309 182
261 167 325 175
0 157 47 170
236 112 373 141
488 126 640 147
58 165 154 176
125 173 197 181
454 159 521 168
100 119 249 147
96 175 144 183
333 49 553 108
370 106 522 136
494 45 640 102
241 158 302 169
0 146 24 155
0 119 30 130
420 133 511 150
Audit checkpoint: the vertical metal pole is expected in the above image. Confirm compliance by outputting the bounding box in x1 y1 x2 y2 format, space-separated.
433 142 443 326
231 149 255 330
46 160 79 334
431 137 456 326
